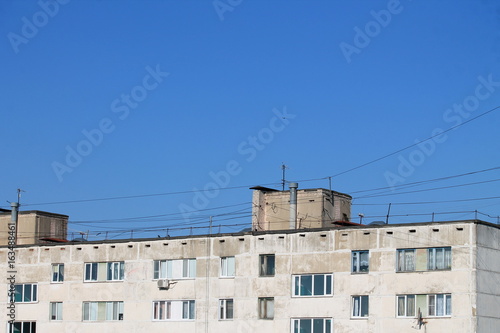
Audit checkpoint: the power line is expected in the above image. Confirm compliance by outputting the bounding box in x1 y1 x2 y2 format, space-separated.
349 166 500 194
353 195 500 205
299 105 500 180
354 178 500 199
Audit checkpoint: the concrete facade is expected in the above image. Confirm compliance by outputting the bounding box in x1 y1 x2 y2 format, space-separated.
0 211 68 246
1 220 499 332
251 187 352 231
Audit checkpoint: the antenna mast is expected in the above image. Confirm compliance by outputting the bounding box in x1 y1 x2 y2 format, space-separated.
281 163 289 191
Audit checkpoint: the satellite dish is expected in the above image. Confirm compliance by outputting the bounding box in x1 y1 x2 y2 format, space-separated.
369 221 386 225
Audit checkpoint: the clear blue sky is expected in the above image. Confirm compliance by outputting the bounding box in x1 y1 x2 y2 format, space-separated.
1 0 499 240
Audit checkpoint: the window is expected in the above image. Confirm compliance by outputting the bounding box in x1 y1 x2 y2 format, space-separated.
51 264 64 283
13 284 37 303
84 262 124 282
83 302 124 321
397 295 416 317
397 248 452 272
8 322 36 333
396 249 415 272
352 251 369 273
259 254 275 277
428 294 451 317
50 302 62 321
428 248 451 270
291 318 332 333
293 274 333 297
107 262 125 281
396 294 452 318
220 257 235 277
219 299 234 320
352 296 369 318
153 300 195 320
258 297 274 320
153 259 196 279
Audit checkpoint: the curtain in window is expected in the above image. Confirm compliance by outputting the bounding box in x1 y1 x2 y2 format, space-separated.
407 295 415 316
436 294 444 316
428 296 435 316
353 297 360 316
360 251 369 272
436 249 444 269
397 296 405 316
352 252 359 272
444 248 452 269
405 251 415 271
226 300 233 319
266 299 274 319
397 251 404 271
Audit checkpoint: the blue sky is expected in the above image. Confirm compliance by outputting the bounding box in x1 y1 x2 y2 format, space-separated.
1 0 499 240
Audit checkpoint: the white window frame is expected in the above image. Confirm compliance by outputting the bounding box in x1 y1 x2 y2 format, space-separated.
427 247 452 270
396 249 416 272
396 295 416 317
259 254 275 277
153 259 196 280
220 256 235 277
292 274 333 297
152 300 195 321
51 263 64 283
258 297 274 320
83 301 124 321
428 294 452 317
352 295 369 318
291 318 333 333
7 322 36 333
50 302 63 321
351 250 369 273
84 262 124 282
107 262 125 281
84 263 98 282
219 299 234 320
13 284 37 303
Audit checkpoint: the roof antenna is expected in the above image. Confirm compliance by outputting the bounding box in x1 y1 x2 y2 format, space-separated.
385 203 392 224
281 163 289 191
17 188 25 205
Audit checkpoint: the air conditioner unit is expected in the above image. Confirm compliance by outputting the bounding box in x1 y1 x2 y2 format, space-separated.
157 279 170 289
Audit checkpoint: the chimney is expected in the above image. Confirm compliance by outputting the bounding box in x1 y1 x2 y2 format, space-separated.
289 182 298 229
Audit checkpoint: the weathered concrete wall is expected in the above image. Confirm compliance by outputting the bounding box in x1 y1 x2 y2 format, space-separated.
475 223 500 333
0 221 486 332
251 188 352 231
0 211 68 245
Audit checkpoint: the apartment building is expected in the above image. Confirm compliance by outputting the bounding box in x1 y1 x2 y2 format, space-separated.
2 219 500 333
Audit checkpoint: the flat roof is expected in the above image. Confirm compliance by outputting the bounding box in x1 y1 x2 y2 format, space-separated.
2 219 496 249
0 210 69 219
